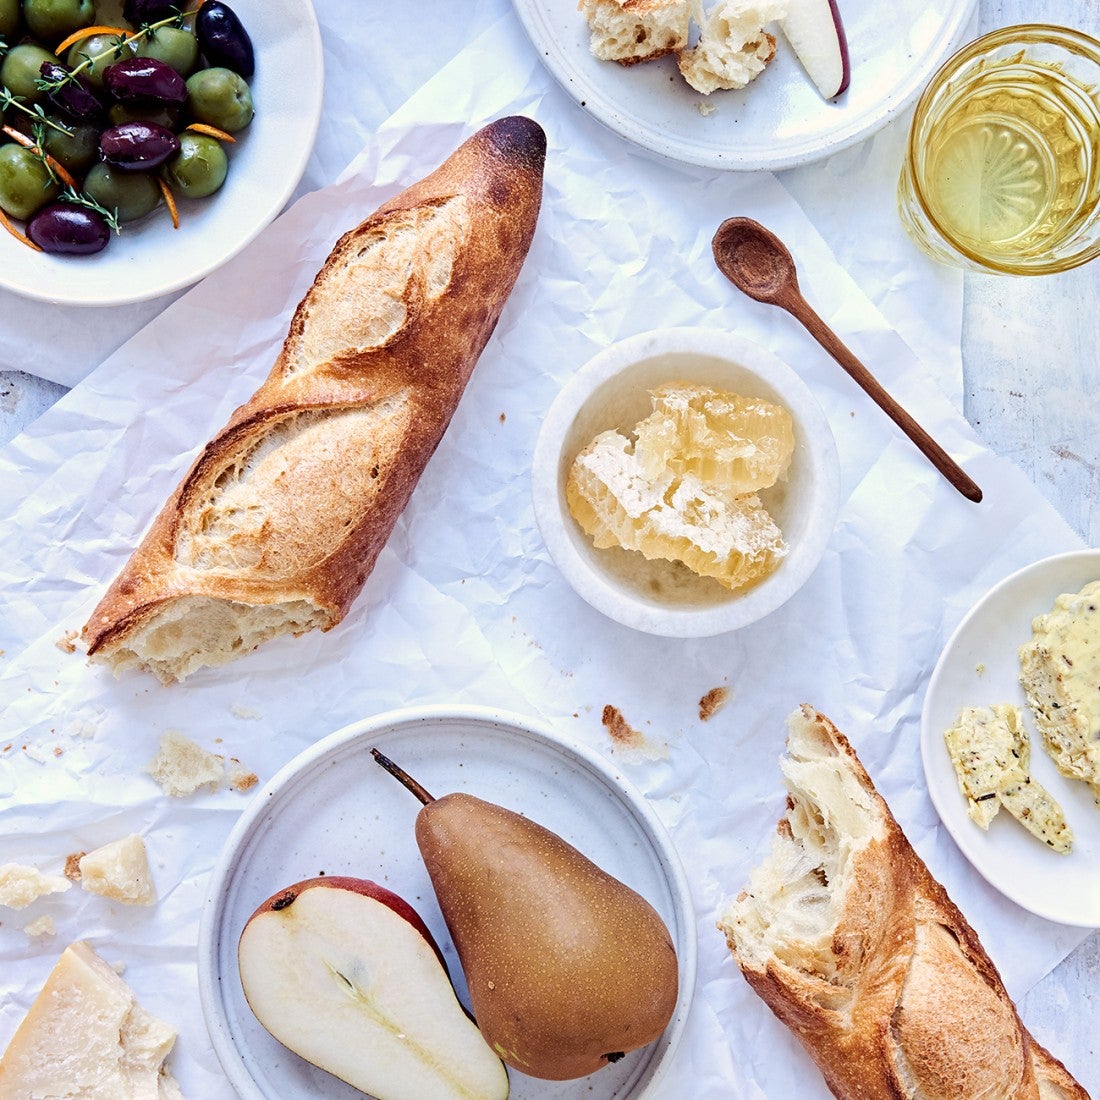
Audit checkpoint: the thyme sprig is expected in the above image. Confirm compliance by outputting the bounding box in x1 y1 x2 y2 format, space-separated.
0 89 74 138
39 8 199 93
59 185 122 235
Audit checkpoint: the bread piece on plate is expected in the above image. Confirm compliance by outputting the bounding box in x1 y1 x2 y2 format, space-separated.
719 705 1087 1100
579 0 693 65
80 117 546 683
679 0 786 94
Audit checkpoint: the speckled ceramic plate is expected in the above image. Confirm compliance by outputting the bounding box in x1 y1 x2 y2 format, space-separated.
921 550 1100 927
511 0 978 170
199 705 697 1099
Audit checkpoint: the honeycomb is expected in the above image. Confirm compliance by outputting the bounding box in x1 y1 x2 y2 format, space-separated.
635 384 794 493
566 383 793 592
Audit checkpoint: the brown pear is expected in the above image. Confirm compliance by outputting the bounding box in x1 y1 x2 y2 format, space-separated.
372 749 679 1081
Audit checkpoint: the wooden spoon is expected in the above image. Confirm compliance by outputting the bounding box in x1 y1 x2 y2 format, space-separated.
712 217 982 504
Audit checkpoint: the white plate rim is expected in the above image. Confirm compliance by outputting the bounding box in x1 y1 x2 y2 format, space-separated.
198 703 699 1099
0 0 324 306
920 548 1100 928
510 0 980 171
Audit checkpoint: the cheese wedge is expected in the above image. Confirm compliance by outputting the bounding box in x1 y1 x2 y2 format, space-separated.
79 836 157 906
0 941 183 1099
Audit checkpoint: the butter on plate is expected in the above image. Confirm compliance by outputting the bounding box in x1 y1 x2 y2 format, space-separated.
944 704 1073 854
1020 579 1100 799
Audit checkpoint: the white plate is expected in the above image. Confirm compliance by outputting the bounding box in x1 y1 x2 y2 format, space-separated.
921 550 1100 927
199 705 697 1099
512 0 977 170
0 0 323 306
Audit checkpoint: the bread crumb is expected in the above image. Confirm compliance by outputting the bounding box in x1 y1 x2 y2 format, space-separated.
602 705 670 760
79 836 157 906
24 914 55 937
696 101 717 115
22 744 49 765
699 686 729 720
0 864 72 909
227 757 260 791
64 853 85 881
230 704 261 721
55 629 78 654
147 730 225 797
976 662 986 675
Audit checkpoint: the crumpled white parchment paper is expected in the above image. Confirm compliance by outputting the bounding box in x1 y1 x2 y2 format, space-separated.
0 13 1091 1100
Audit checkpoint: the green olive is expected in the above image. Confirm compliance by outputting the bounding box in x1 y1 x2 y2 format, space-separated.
0 0 21 38
67 32 132 90
83 161 161 222
161 131 227 198
0 43 57 104
107 100 180 129
23 0 95 44
185 67 252 133
0 144 60 220
135 25 198 77
41 119 100 174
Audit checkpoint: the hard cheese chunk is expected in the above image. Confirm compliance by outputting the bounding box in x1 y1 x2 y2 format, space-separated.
944 704 1072 853
1019 580 1100 796
0 864 71 910
79 836 156 906
0 941 183 1099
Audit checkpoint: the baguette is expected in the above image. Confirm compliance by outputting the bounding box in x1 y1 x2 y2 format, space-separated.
81 116 546 683
720 705 1088 1100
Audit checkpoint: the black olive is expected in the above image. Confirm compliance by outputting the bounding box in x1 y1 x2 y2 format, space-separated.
195 1 254 79
103 56 187 104
122 0 179 26
26 203 110 254
99 120 180 170
39 61 103 122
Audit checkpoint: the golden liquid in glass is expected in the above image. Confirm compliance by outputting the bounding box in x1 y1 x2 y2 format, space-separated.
920 57 1100 264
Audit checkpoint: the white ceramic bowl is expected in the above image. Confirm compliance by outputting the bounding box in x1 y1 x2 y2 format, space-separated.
198 704 697 1099
0 0 323 306
532 328 840 636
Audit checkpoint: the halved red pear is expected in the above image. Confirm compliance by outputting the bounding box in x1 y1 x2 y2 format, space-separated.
780 0 851 99
238 877 509 1100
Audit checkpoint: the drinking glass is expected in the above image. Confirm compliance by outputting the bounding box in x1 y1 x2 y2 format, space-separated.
898 25 1100 275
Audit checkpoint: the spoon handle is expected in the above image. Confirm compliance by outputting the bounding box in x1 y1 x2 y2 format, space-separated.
783 293 982 503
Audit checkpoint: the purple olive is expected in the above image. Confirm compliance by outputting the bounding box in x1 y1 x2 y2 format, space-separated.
123 0 179 26
26 203 110 255
99 120 180 170
39 61 104 122
195 1 253 78
103 56 187 105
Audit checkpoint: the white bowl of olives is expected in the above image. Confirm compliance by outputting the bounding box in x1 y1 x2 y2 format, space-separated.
0 0 323 305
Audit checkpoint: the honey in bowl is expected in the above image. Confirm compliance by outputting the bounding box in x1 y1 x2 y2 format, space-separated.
898 25 1100 275
566 383 794 596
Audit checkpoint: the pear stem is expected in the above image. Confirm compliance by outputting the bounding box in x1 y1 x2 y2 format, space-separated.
370 748 436 805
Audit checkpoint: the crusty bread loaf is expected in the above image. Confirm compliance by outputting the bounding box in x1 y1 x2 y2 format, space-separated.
720 705 1088 1100
80 117 546 683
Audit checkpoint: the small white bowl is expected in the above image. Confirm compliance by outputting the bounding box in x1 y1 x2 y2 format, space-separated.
532 327 840 637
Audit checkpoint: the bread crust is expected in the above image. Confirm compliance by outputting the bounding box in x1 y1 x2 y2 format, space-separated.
723 706 1089 1100
81 117 546 679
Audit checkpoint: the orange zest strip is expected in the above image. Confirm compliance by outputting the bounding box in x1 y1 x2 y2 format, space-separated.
0 206 42 252
184 122 236 143
0 127 79 190
158 178 180 228
55 24 132 55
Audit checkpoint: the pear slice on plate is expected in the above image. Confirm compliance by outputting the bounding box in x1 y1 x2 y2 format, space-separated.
780 0 851 99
